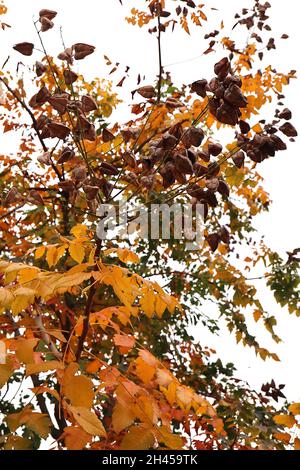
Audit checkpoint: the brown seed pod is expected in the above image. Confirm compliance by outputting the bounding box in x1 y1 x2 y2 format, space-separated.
73 43 95 60
123 152 136 168
279 122 297 137
83 185 99 200
224 84 247 108
58 48 73 65
13 42 34 56
214 57 230 79
40 16 54 32
100 162 119 176
63 69 78 85
197 150 210 163
174 153 194 174
48 94 69 114
102 128 115 142
224 75 242 88
28 190 44 205
187 184 206 200
158 132 178 150
72 167 86 182
193 162 208 177
37 151 51 165
218 226 230 244
205 177 219 192
217 180 230 197
83 124 96 141
232 150 245 168
81 95 98 113
48 122 71 140
190 79 208 98
59 180 75 192
216 102 240 126
182 126 204 148
206 233 220 252
57 147 75 164
136 85 156 99
204 190 218 207
278 108 292 120
39 9 57 20
140 175 154 190
208 142 222 156
239 120 250 134
269 134 287 151
35 61 47 77
4 187 22 206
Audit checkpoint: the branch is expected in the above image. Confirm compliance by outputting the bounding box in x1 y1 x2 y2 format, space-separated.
157 7 163 102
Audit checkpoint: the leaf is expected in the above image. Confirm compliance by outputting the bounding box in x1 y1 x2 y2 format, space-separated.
0 359 13 387
18 267 39 284
63 374 94 408
26 361 64 376
68 406 107 437
69 242 85 264
288 403 300 416
70 224 88 239
274 414 296 428
63 426 91 450
15 338 38 364
11 287 36 315
294 437 300 450
0 287 14 308
120 424 154 450
35 245 46 259
25 413 52 439
154 425 183 449
112 401 135 433
113 334 135 353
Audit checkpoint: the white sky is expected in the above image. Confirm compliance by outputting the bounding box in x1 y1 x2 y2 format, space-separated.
1 0 300 402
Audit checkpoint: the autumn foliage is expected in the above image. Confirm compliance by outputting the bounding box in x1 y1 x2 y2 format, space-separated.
0 0 300 451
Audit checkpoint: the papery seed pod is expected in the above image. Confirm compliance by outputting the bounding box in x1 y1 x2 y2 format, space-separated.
174 153 194 174
279 122 297 137
182 126 204 148
40 126 51 139
83 185 99 200
218 226 230 244
59 180 74 193
58 48 73 65
190 79 208 98
4 187 22 206
123 151 136 168
67 100 83 112
102 128 115 142
37 151 51 165
174 168 187 184
140 175 154 189
208 97 220 117
123 172 139 186
169 122 183 139
208 77 220 93
206 177 219 192
73 43 95 60
278 108 292 120
76 114 91 132
216 102 239 126
100 162 119 176
248 149 264 163
165 97 183 109
121 128 135 142
160 162 176 188
197 150 210 162
81 95 98 113
204 190 218 207
208 142 222 156
224 75 242 88
28 190 44 205
13 42 34 56
36 115 50 131
193 162 208 177
72 167 86 182
136 85 156 99
224 84 247 108
207 162 220 177
186 148 197 164
83 124 96 141
48 94 69 114
217 180 230 197
159 132 178 150
187 184 206 200
214 85 225 99
206 233 220 252
63 69 78 85
214 57 230 79
57 147 75 164
39 9 57 20
48 122 71 140
232 150 245 168
239 120 250 134
35 61 47 77
40 16 54 32
270 134 287 151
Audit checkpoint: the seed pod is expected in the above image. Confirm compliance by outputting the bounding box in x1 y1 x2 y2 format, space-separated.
224 84 247 108
57 147 75 164
36 85 51 105
224 75 242 88
174 168 187 184
279 122 297 137
248 149 264 163
13 42 34 56
206 177 219 192
140 175 154 190
187 184 206 200
59 180 75 192
83 185 99 200
63 69 78 85
102 128 115 142
216 102 239 126
160 162 176 188
40 16 54 32
121 128 135 142
208 77 220 93
165 97 183 108
214 57 230 79
208 142 222 156
4 187 22 206
39 9 57 20
73 43 95 60
136 85 156 99
193 162 208 177
48 122 71 140
174 153 194 174
100 162 119 176
278 108 292 120
218 226 230 244
28 190 44 205
207 162 220 177
204 190 218 207
81 95 98 113
48 94 69 114
35 61 47 77
72 167 86 182
270 134 286 151
75 114 92 132
217 180 230 197
169 122 183 139
182 126 204 148
190 79 208 98
186 148 197 164
159 132 177 150
239 120 250 134
123 152 136 168
197 150 210 162
232 150 245 168
58 48 73 65
206 233 220 252
37 152 51 165
83 124 96 141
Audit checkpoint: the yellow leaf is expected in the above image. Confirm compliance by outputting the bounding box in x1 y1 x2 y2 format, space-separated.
112 402 135 433
288 403 300 416
0 287 14 308
294 437 300 450
252 123 263 133
154 426 183 449
25 413 51 439
69 242 85 264
63 426 91 450
274 432 291 444
121 424 154 450
26 361 64 376
253 309 262 322
35 245 46 260
68 406 107 437
11 287 36 315
15 338 38 364
62 363 94 408
0 358 13 387
46 245 57 268
18 267 39 284
70 224 88 239
274 414 296 428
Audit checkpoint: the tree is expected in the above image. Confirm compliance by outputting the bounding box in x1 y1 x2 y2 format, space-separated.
0 0 299 450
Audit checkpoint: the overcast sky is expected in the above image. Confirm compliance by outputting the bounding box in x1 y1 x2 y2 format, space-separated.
1 0 300 402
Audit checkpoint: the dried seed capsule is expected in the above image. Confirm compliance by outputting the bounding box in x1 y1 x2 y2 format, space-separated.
208 142 222 156
13 42 34 56
182 126 204 148
63 69 78 85
224 84 247 108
